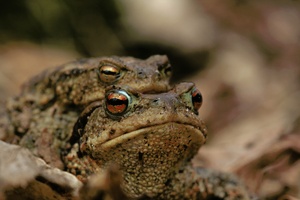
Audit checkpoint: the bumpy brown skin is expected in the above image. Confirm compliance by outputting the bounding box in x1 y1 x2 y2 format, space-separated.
160 165 251 200
0 55 252 199
1 55 172 168
65 82 251 200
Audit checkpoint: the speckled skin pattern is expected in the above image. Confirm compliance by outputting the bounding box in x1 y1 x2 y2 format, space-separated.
65 82 251 199
1 55 172 168
0 55 252 199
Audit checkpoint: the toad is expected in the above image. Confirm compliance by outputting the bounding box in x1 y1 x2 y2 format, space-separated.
66 82 251 199
1 55 172 168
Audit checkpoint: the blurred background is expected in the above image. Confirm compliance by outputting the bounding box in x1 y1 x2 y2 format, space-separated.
0 0 300 199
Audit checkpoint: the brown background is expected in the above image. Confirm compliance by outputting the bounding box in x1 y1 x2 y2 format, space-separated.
0 1 300 199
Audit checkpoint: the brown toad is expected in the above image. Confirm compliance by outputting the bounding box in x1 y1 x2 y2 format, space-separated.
1 55 172 168
66 82 251 200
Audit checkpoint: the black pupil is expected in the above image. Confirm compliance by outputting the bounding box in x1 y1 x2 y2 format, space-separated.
193 92 202 104
102 69 118 76
108 97 128 106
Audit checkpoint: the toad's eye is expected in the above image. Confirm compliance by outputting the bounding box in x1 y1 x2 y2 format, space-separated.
191 88 202 111
158 63 172 77
106 90 130 115
99 65 121 83
164 65 172 77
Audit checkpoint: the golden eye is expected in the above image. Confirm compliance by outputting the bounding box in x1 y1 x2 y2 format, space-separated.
106 90 130 115
191 88 202 111
99 65 121 83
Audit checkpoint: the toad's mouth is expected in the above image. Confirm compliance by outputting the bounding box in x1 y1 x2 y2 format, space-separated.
89 122 205 198
99 122 206 150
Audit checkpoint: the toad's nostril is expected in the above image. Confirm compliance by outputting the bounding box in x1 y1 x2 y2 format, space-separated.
137 70 146 79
